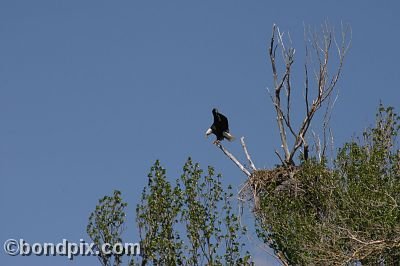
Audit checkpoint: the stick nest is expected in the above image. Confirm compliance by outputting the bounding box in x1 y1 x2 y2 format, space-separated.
239 165 302 211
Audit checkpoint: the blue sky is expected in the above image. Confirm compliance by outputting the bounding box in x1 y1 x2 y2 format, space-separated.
1 1 399 265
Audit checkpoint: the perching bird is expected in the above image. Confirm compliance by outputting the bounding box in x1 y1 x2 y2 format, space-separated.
205 108 235 144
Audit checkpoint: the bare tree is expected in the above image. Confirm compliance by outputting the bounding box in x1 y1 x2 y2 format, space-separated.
268 22 351 166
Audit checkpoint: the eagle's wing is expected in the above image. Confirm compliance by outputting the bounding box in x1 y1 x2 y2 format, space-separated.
219 113 229 132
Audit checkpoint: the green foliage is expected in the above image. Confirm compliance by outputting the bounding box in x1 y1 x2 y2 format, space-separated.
87 190 130 266
135 160 183 265
136 158 252 266
256 105 400 265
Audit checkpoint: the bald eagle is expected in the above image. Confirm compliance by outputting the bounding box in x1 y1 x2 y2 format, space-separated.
205 108 235 144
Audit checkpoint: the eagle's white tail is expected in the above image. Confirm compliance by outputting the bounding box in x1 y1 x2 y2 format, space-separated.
223 132 235 141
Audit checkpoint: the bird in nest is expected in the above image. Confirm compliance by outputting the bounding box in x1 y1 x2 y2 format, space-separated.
205 108 235 144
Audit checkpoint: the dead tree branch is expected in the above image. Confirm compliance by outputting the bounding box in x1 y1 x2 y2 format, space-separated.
269 24 292 163
216 142 251 177
241 137 257 171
